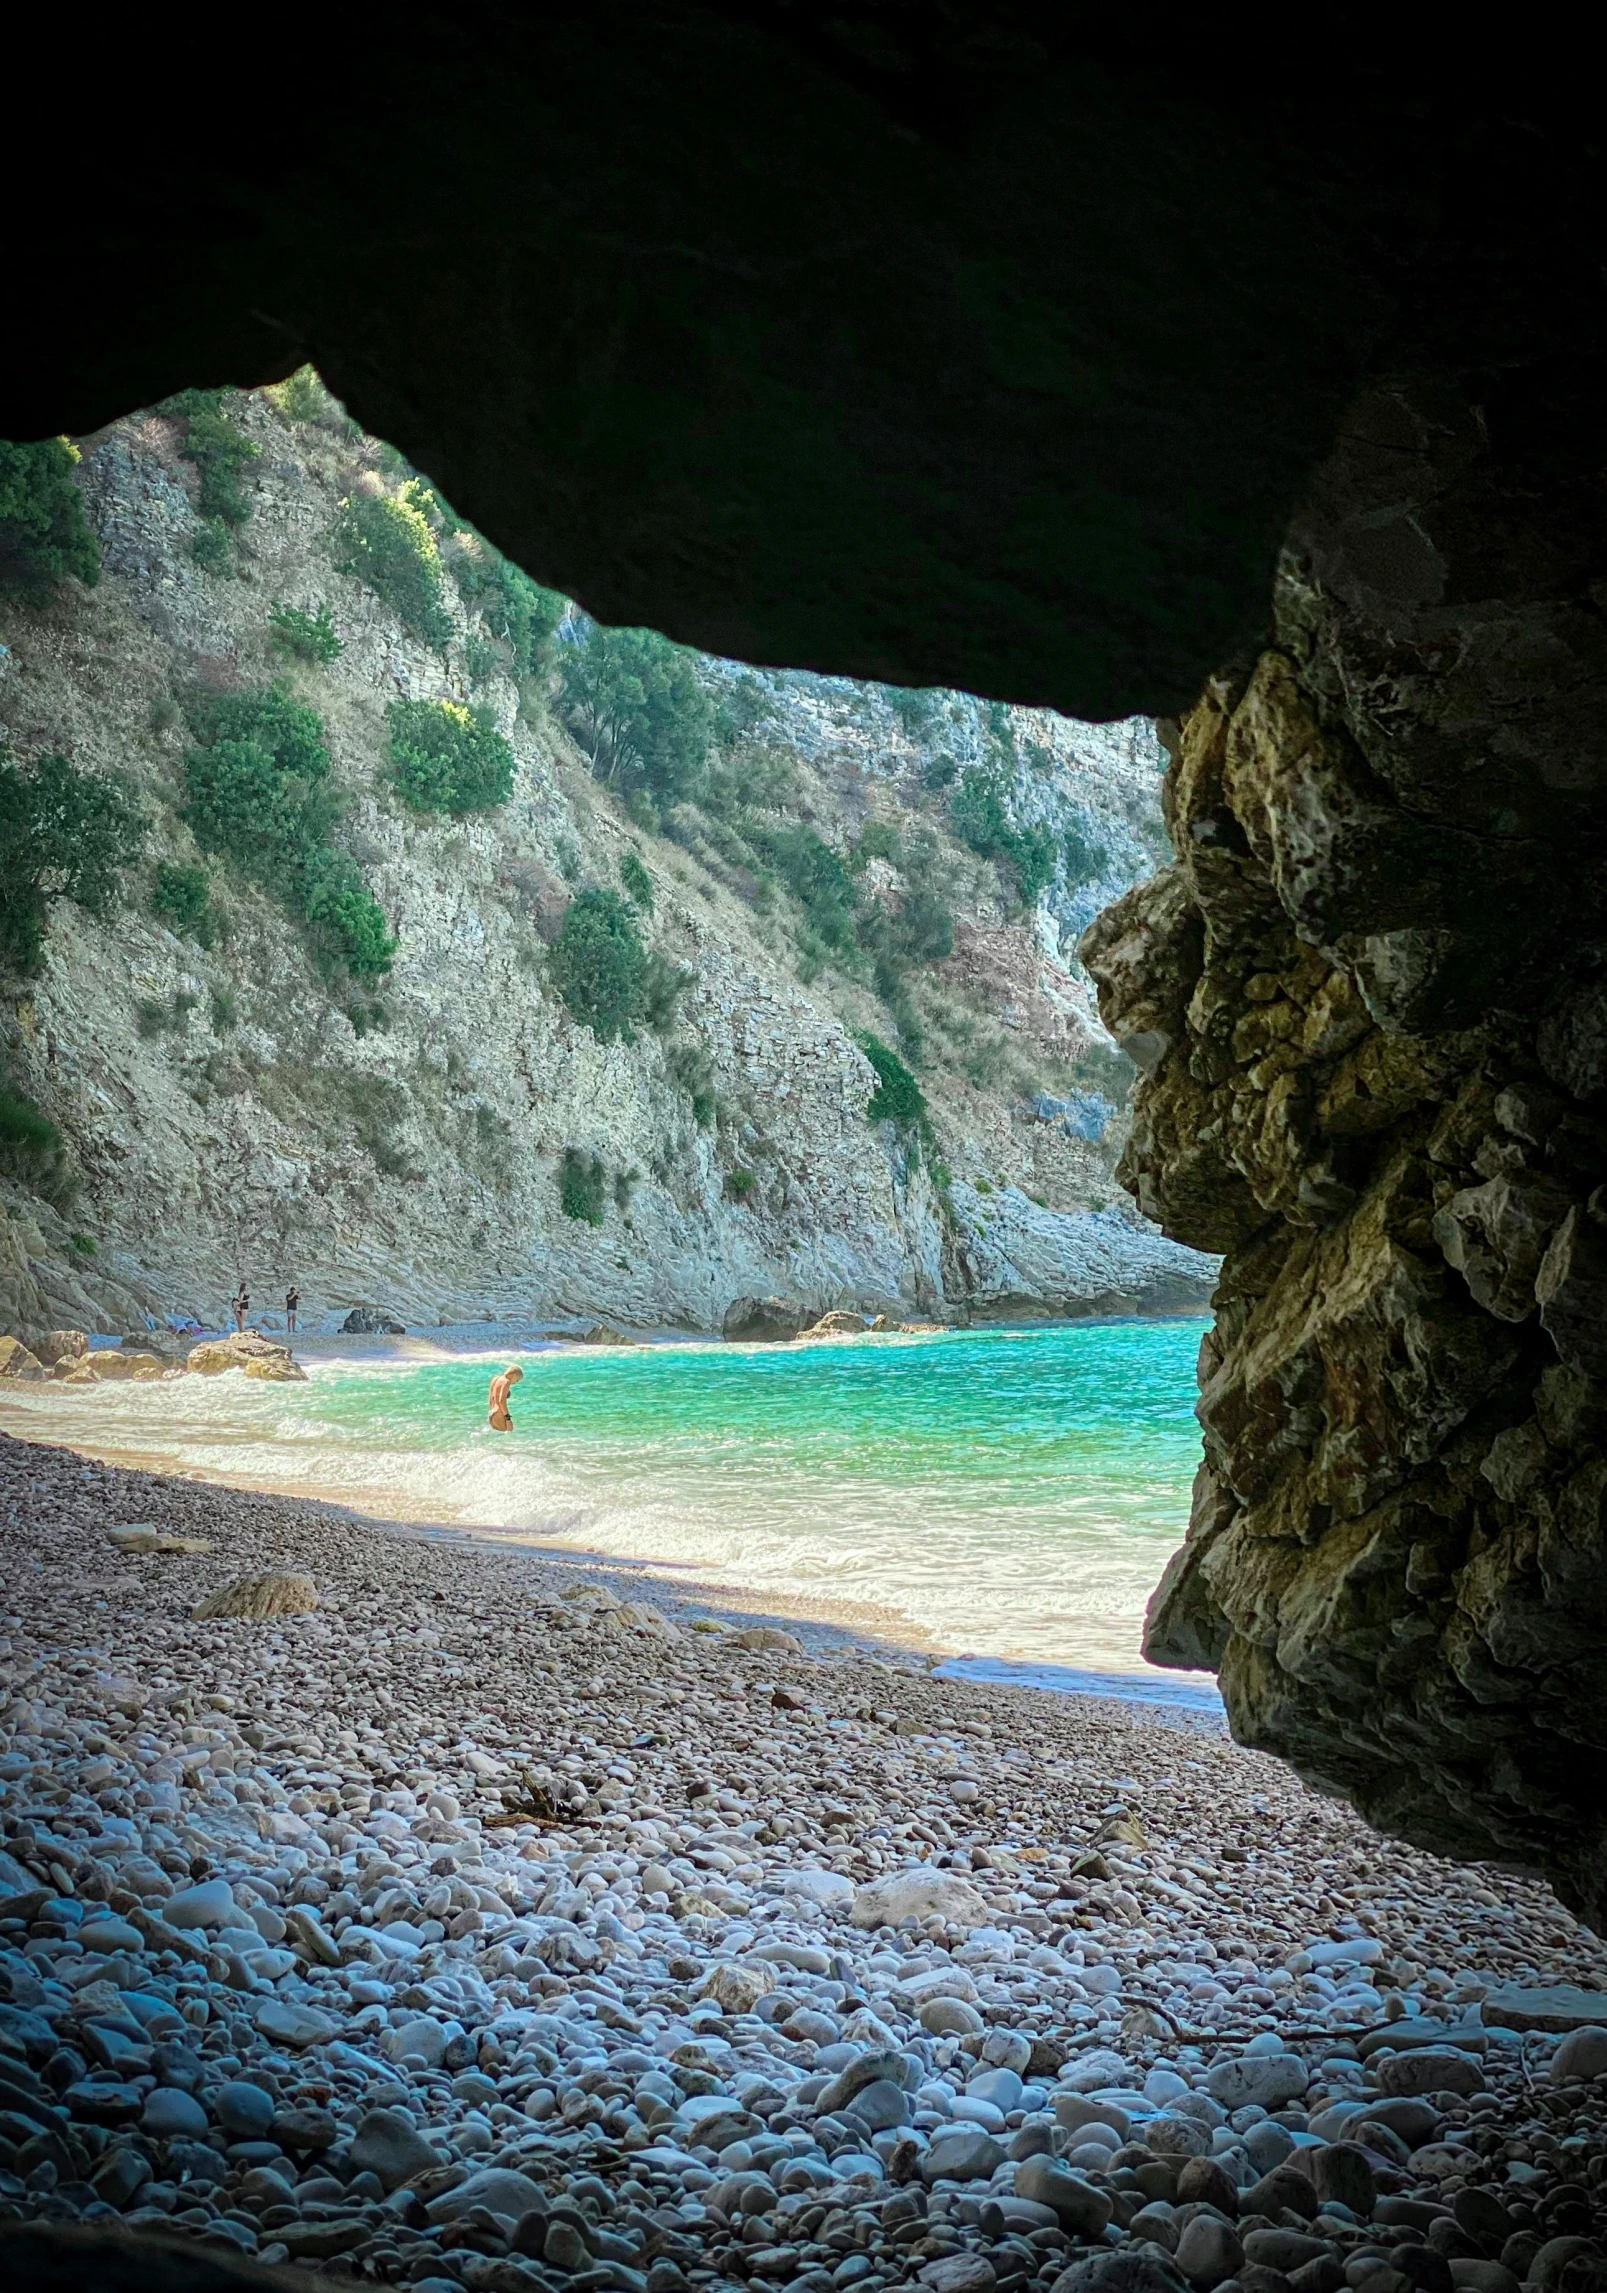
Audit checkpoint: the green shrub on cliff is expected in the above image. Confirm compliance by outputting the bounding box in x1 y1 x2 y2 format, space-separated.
558 1147 607 1225
151 860 215 944
331 480 452 648
547 886 650 1043
619 850 654 912
181 687 394 980
0 749 147 974
386 698 513 815
859 1031 927 1130
0 439 101 600
269 600 343 665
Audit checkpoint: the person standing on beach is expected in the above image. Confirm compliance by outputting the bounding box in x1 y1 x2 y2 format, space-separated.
285 1285 300 1336
231 1282 249 1333
488 1364 524 1430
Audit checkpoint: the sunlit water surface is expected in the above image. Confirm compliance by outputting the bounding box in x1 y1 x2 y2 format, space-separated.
1 1320 1212 1696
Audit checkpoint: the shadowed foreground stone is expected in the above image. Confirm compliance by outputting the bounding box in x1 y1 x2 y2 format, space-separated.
0 2224 338 2292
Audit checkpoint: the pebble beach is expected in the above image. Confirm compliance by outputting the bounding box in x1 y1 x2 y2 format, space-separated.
3 1426 1607 2293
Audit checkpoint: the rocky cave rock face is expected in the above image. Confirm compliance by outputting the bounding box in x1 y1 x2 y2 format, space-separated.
1081 370 1607 1929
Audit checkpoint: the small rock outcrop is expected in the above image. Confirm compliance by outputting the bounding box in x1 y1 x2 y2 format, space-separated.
191 1571 319 1621
721 1295 812 1343
1082 372 1607 1927
340 1308 407 1335
187 1333 305 1380
800 1310 870 1337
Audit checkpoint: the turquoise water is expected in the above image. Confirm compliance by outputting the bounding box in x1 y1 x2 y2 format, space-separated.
0 1320 1210 1683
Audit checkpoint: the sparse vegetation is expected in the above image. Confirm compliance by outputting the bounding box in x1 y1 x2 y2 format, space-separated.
0 439 101 599
136 992 197 1039
71 1231 96 1256
269 600 343 665
546 887 651 1044
445 526 565 677
151 860 214 943
163 391 260 569
0 1075 75 1206
181 686 394 979
667 1043 716 1126
209 984 238 1032
0 750 147 974
386 699 513 816
724 1165 757 1202
331 480 452 647
559 1147 607 1225
950 768 1057 906
756 825 858 958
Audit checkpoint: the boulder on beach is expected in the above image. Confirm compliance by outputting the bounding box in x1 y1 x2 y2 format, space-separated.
0 1335 45 1380
33 1329 86 1367
801 1310 870 1337
340 1306 406 1334
188 1332 304 1378
575 1322 638 1345
84 1350 165 1381
192 1570 319 1621
722 1294 811 1343
850 1865 991 1931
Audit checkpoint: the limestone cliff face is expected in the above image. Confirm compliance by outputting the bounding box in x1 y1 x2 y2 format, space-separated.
0 392 1213 1337
1083 373 1607 1926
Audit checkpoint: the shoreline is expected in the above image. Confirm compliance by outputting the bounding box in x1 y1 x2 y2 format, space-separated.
0 1316 1219 1709
0 1402 1221 1715
1 1420 1604 2288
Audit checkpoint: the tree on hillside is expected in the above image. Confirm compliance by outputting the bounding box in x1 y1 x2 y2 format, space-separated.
559 624 712 804
0 751 146 973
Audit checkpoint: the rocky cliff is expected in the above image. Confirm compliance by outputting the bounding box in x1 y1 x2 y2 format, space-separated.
1083 371 1607 1927
0 386 1213 1338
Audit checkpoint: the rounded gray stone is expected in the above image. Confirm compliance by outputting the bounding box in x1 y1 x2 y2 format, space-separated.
1013 2156 1114 2237
141 2085 210 2138
1176 2216 1245 2290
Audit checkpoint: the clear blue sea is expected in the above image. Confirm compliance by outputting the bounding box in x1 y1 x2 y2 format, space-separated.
1 1319 1213 1698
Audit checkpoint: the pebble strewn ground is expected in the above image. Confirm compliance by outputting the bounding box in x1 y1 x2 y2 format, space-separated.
3 1427 1607 2293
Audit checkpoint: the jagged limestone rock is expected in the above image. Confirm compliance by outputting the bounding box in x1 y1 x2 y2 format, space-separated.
191 1572 319 1621
1086 374 1607 1928
721 1295 811 1343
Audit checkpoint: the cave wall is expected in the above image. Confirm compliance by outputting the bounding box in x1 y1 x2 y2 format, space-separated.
12 8 1601 722
1082 367 1607 1928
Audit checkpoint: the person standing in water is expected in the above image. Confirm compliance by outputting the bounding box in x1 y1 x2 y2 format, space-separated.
488 1363 524 1430
285 1285 300 1335
231 1282 249 1333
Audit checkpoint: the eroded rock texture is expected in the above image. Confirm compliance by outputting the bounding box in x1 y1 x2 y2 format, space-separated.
1082 372 1607 1927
